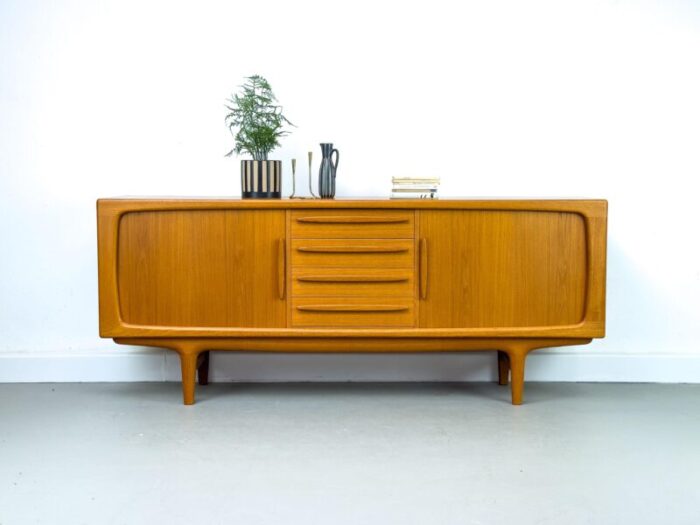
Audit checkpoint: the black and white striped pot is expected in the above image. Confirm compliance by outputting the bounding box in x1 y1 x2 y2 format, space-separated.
241 160 282 199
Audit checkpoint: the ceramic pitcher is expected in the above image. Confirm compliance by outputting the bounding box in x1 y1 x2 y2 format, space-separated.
318 143 339 199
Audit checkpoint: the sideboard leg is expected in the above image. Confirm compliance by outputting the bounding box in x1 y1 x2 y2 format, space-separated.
177 348 200 405
506 346 529 405
197 351 210 386
497 351 509 385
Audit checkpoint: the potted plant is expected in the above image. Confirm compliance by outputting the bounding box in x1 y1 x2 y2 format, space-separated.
225 75 293 198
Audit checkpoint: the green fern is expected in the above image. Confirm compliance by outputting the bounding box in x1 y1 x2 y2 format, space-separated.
225 75 293 160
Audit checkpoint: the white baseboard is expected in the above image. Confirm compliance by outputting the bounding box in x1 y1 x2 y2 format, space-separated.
1 351 699 383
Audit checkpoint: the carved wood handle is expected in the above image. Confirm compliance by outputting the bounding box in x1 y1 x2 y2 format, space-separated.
296 246 408 254
278 238 286 300
297 275 409 283
296 216 408 224
420 238 428 300
296 304 409 312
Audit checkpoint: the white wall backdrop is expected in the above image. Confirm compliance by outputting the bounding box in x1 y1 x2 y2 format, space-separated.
1 0 699 382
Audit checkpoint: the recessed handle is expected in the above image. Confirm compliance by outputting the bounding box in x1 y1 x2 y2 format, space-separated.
296 246 408 254
277 238 286 300
297 275 409 283
296 304 410 313
420 238 428 299
296 216 408 224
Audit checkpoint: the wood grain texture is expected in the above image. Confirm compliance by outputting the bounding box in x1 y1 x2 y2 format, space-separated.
98 198 607 405
295 245 409 254
291 209 414 238
98 198 607 212
289 208 418 327
97 199 606 339
290 239 415 268
117 209 286 328
98 199 607 404
296 215 409 223
292 267 414 297
419 238 428 300
292 296 416 328
296 304 410 312
277 238 286 300
418 210 588 328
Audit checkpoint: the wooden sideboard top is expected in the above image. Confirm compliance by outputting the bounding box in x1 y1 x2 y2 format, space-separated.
98 198 607 216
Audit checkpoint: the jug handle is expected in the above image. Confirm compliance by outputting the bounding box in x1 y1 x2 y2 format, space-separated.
331 149 339 172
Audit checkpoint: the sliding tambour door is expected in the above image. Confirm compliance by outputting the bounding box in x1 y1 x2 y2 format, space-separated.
117 209 286 328
418 210 587 329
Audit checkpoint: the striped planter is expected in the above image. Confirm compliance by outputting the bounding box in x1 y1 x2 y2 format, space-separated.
241 160 282 199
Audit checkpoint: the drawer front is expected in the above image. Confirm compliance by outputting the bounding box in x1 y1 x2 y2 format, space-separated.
292 297 416 327
291 210 414 239
291 239 415 268
292 267 415 297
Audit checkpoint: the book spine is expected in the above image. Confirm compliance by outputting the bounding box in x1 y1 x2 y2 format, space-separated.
390 192 439 199
391 188 438 192
392 178 441 183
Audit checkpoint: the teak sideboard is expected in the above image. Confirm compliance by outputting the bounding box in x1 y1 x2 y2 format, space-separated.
97 198 607 405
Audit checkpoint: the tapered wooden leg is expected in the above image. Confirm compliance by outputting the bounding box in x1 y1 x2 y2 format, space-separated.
178 349 199 405
507 348 527 405
497 351 509 385
197 351 210 386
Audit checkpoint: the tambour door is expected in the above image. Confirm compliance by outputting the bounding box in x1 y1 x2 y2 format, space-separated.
116 209 286 328
418 210 588 329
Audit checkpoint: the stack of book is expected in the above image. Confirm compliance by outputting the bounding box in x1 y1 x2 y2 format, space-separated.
390 177 440 199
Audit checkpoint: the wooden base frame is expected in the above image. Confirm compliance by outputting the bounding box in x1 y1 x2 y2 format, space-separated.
114 337 592 406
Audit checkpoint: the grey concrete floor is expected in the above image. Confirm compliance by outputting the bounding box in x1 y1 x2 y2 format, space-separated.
0 383 699 525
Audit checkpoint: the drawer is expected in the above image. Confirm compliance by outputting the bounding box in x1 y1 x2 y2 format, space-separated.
291 210 414 239
291 239 414 268
292 267 415 297
292 297 416 328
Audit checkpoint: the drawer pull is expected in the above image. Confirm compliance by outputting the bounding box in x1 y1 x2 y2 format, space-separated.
297 275 409 283
297 246 408 254
419 238 428 299
296 304 410 313
296 216 409 224
277 238 286 300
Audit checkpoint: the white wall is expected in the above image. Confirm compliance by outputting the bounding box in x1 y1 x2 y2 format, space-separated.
1 0 699 382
